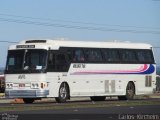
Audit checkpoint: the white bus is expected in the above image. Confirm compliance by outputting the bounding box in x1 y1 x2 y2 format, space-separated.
5 39 156 103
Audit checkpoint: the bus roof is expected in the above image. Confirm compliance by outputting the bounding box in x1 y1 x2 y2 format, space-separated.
8 39 153 50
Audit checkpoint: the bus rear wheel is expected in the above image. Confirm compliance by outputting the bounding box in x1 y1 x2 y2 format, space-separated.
118 82 135 100
90 96 106 101
55 83 69 103
23 98 35 104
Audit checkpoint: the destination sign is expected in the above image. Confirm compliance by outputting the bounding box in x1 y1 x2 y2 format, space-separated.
16 45 35 48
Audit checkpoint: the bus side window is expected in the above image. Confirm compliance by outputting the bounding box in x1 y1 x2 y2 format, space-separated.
47 52 56 71
56 54 68 72
120 50 137 63
84 49 103 62
137 50 154 63
66 49 73 62
103 49 120 63
73 49 85 62
47 51 69 72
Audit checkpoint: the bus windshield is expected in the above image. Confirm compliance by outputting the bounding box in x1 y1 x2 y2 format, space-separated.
5 49 47 73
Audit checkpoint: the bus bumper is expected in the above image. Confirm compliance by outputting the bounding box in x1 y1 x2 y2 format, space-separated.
5 90 49 98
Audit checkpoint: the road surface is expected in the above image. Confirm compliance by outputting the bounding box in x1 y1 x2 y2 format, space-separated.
0 98 159 120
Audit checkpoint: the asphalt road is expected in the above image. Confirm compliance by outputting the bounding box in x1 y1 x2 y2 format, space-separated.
0 99 159 120
1 105 160 120
12 104 160 114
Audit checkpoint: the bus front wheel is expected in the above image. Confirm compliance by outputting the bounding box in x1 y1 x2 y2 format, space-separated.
55 83 69 103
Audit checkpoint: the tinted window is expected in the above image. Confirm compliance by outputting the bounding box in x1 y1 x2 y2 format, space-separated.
6 50 24 70
56 54 68 71
60 47 155 64
60 47 73 63
73 49 85 62
84 49 103 62
66 49 73 62
47 51 69 72
120 50 137 63
137 50 154 63
48 52 56 70
102 49 120 63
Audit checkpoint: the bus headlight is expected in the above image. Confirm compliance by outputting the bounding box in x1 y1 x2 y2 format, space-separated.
6 83 13 89
31 83 39 89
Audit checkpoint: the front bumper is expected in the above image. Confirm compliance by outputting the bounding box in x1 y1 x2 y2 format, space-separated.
5 90 49 98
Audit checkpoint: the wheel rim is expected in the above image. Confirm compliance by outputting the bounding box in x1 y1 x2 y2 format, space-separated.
60 86 67 99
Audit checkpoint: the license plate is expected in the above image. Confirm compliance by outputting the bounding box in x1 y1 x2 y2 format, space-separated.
19 83 25 87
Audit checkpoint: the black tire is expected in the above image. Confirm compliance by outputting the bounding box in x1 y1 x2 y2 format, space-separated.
90 96 106 101
55 83 69 103
118 82 135 100
23 98 35 104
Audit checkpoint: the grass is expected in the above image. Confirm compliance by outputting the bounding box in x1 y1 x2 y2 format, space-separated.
0 99 160 112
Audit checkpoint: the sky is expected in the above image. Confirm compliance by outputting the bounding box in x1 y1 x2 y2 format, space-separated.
0 0 160 67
